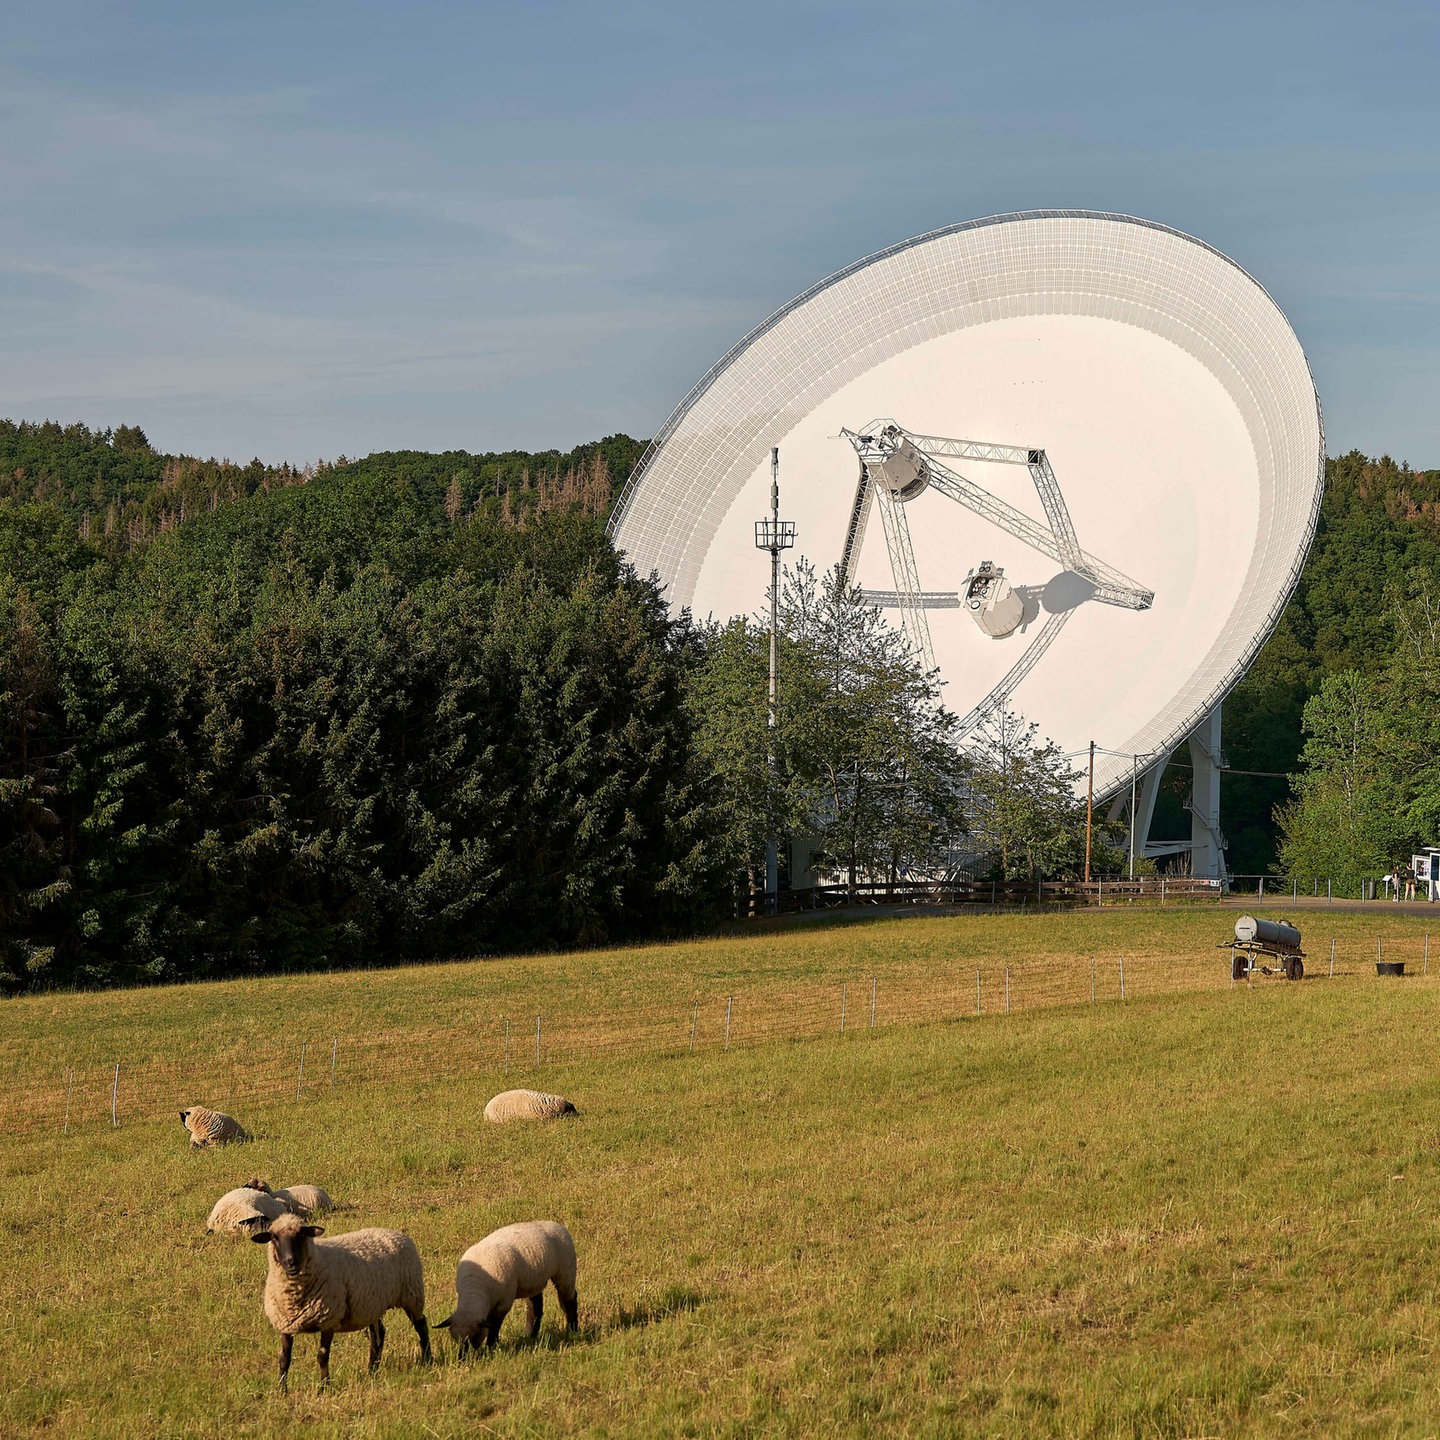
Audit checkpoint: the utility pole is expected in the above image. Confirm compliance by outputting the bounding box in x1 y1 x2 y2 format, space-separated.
1084 739 1095 884
755 447 795 915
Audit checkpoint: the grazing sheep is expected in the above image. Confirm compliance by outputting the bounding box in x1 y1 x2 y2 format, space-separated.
251 1212 430 1388
271 1184 334 1217
179 1105 250 1148
437 1221 578 1354
207 1186 290 1235
483 1089 578 1124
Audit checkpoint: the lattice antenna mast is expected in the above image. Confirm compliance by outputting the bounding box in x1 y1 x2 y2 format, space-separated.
754 447 796 910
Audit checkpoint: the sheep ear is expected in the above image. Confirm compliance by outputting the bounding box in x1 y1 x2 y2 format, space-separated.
178 1110 189 1121
250 1231 273 1244
302 1225 324 1237
436 1315 453 1328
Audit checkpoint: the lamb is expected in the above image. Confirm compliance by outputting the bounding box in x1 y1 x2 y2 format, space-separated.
436 1221 578 1354
251 1212 431 1388
179 1105 250 1148
206 1185 290 1235
482 1089 578 1124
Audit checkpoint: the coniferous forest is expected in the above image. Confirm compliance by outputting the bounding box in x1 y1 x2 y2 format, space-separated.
0 419 1435 990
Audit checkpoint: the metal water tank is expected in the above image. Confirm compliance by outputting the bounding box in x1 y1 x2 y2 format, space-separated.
1234 915 1301 948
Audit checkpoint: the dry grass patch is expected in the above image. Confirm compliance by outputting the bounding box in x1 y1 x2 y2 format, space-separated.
4 911 1440 1435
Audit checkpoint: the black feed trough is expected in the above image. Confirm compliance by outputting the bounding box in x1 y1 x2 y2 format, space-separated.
1219 914 1304 981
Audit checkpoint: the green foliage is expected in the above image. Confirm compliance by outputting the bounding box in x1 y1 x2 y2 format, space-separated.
688 563 969 888
965 707 1124 880
1225 450 1440 874
0 417 645 559
0 421 723 992
779 564 968 884
1280 581 1440 880
1275 671 1403 878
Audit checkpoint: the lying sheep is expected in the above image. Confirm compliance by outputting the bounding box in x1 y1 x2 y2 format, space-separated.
252 1213 429 1387
179 1105 250 1148
437 1221 578 1353
483 1089 578 1124
239 1177 337 1218
271 1183 334 1217
207 1185 291 1235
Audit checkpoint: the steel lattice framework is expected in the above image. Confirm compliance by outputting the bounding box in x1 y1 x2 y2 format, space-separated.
836 421 1154 697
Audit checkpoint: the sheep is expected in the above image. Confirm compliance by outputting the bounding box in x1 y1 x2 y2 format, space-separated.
482 1089 578 1124
236 1180 334 1215
251 1212 431 1389
179 1105 250 1148
207 1185 290 1235
436 1221 578 1354
270 1183 334 1217
239 1176 336 1218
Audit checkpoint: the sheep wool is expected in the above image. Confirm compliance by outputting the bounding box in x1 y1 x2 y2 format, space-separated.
437 1221 578 1352
252 1212 431 1388
271 1184 334 1217
179 1105 250 1148
483 1089 578 1124
207 1186 290 1235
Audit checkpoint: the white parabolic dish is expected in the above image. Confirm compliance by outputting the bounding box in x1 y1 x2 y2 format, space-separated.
609 211 1325 800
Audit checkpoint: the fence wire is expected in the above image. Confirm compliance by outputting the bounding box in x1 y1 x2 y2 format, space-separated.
4 933 1431 1139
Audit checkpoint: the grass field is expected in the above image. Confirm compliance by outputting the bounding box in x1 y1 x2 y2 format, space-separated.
6 908 1440 1436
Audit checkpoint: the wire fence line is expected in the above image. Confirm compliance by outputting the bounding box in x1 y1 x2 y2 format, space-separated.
7 934 1433 1141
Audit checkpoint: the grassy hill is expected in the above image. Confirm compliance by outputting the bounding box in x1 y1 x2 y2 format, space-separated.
6 908 1440 1437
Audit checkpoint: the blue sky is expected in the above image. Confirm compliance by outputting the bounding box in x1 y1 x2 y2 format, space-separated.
1 1 1436 465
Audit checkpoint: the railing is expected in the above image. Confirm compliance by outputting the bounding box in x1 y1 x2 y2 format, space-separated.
1226 875 1436 903
742 874 1440 915
743 876 1222 916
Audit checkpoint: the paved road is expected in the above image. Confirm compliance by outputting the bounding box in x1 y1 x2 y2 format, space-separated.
1223 895 1440 916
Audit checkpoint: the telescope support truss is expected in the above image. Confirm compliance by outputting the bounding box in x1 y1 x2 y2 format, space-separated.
873 488 935 672
1108 705 1228 884
838 421 1154 718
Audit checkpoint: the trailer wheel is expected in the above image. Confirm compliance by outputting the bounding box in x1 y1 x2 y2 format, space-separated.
1286 955 1304 982
1232 953 1249 981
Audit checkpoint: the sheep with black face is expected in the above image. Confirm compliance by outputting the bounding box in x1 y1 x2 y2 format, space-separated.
251 1212 430 1388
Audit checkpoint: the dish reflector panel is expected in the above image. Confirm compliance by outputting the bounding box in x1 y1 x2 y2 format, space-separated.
609 211 1324 798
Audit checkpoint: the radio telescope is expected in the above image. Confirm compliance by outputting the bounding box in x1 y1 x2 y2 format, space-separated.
608 211 1325 881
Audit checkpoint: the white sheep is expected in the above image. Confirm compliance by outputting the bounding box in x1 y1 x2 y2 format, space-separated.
271 1183 334 1217
206 1185 290 1235
482 1089 578 1124
238 1178 335 1217
251 1212 431 1388
179 1105 250 1148
436 1221 578 1353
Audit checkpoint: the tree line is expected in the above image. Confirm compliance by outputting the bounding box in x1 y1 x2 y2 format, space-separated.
7 422 1429 988
1 423 1103 991
1189 449 1440 875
